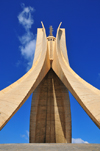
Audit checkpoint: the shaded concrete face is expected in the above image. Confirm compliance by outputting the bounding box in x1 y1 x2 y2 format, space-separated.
30 69 71 143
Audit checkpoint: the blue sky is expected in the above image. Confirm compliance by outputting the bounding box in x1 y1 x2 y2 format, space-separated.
0 0 100 144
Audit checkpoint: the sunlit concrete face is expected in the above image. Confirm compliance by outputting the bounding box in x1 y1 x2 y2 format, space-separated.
0 22 100 143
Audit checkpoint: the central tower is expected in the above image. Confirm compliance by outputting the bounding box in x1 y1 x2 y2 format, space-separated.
30 26 71 143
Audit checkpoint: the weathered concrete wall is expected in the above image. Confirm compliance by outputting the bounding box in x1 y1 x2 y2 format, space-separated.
30 69 71 143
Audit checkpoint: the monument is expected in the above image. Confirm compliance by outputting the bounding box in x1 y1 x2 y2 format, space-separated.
0 22 100 143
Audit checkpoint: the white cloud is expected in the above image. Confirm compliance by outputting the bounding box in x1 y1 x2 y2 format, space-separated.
21 130 29 142
19 38 36 59
72 138 89 144
19 32 34 44
18 3 35 31
26 130 29 137
18 3 36 71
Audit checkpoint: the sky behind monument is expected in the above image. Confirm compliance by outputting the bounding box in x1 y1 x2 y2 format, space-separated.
0 0 100 143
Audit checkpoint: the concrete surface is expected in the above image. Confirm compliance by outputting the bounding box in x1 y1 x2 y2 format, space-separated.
0 144 100 151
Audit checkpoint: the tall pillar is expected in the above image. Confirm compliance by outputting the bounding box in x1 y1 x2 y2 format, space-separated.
29 69 71 143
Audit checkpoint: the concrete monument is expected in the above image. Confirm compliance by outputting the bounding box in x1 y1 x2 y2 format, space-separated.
0 22 100 143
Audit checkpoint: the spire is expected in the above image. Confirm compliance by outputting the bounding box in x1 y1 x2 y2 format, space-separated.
49 26 53 36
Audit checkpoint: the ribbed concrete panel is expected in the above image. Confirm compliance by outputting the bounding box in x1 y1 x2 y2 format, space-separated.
29 69 71 143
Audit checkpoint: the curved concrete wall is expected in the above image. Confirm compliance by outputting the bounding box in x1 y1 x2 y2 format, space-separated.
0 25 50 130
52 26 100 128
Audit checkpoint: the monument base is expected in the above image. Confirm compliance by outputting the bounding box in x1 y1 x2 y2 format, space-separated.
0 143 100 151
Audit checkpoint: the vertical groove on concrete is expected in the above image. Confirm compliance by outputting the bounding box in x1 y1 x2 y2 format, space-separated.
29 69 71 143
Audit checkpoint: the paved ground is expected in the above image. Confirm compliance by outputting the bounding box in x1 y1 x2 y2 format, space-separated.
0 144 100 151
